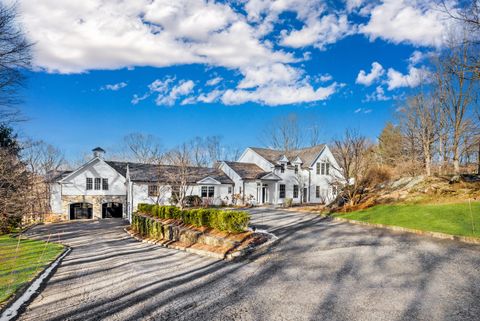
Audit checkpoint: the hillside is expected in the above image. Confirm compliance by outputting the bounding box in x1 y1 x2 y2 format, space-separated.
331 175 480 213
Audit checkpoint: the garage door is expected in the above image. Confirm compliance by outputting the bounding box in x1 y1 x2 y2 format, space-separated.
70 203 93 220
102 202 123 218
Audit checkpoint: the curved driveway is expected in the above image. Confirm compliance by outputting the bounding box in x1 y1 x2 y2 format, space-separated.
19 208 480 321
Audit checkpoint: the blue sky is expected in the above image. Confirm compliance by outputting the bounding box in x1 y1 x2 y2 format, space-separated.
12 0 454 162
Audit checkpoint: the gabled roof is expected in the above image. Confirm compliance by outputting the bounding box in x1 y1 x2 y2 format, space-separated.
249 144 326 167
105 161 233 184
222 161 269 180
47 170 73 183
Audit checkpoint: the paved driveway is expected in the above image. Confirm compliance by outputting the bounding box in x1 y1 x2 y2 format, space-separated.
18 208 480 321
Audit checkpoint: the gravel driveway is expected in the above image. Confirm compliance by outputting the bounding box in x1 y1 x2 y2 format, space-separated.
18 208 480 321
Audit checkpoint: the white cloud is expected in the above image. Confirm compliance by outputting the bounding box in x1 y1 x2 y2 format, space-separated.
280 14 353 49
156 80 195 106
198 89 224 103
221 82 338 106
16 0 294 74
354 107 372 114
101 82 127 91
355 62 384 86
237 63 302 89
360 0 450 47
206 77 223 86
317 73 333 82
364 86 390 101
386 66 430 90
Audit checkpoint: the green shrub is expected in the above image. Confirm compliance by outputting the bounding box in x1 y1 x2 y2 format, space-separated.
135 205 250 233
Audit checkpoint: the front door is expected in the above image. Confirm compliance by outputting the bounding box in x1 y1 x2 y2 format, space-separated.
261 184 268 204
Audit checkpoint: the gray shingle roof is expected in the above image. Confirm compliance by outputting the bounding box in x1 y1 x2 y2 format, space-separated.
47 170 73 183
105 161 233 184
250 144 325 167
223 161 269 180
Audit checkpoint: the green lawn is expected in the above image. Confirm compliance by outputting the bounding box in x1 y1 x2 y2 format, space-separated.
335 202 480 238
0 235 64 304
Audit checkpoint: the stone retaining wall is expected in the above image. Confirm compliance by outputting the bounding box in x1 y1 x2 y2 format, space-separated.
132 213 243 248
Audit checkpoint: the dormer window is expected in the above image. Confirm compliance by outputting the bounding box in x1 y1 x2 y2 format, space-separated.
294 164 299 174
280 164 285 173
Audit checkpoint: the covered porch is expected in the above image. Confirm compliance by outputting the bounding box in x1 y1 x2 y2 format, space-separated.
255 173 282 205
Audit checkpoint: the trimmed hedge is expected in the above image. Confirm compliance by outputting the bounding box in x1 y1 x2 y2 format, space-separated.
136 204 250 233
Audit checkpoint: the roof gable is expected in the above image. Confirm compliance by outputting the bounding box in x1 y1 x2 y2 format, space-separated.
222 161 268 180
197 177 222 185
249 144 326 168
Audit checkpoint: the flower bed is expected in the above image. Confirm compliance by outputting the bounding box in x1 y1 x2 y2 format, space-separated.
136 204 250 233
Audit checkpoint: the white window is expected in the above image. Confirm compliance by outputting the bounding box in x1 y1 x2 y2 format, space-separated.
293 185 299 198
316 186 320 198
86 178 93 190
279 184 286 198
294 164 299 174
281 164 285 173
94 178 101 190
102 178 109 190
316 163 320 175
228 186 232 194
320 162 330 175
148 185 158 197
201 186 214 197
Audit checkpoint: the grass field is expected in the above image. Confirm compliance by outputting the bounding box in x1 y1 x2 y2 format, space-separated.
335 201 480 238
0 235 64 304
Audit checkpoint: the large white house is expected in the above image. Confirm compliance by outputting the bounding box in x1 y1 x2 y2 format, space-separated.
50 145 340 221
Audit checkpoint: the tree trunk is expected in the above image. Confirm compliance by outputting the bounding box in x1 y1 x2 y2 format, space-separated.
478 138 480 175
425 153 431 176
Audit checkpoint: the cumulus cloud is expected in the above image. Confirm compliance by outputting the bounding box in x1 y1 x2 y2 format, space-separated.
386 66 430 90
132 77 195 106
18 0 447 106
198 89 224 103
156 80 195 106
280 14 353 49
221 82 338 106
364 86 390 102
206 77 223 86
16 0 293 74
355 62 384 86
360 0 450 47
101 82 127 91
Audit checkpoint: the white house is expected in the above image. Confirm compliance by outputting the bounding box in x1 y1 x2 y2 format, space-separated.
50 144 340 221
218 144 340 206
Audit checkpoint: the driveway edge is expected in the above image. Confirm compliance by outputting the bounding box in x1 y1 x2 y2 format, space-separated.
0 246 71 321
330 217 480 245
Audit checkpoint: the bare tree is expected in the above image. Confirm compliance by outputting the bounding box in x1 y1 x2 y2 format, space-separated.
188 136 208 167
435 31 478 174
123 133 163 164
398 91 439 176
262 113 303 152
164 143 193 209
330 130 372 207
21 140 65 175
0 4 31 124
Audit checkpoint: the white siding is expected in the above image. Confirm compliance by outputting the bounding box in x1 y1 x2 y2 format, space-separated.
50 183 62 214
61 159 126 196
238 149 274 172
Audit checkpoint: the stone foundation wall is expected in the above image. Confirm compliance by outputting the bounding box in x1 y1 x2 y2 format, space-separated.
61 195 127 219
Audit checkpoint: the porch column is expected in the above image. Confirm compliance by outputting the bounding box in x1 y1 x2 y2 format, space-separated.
274 182 278 205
